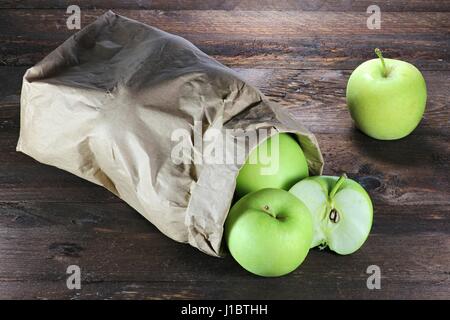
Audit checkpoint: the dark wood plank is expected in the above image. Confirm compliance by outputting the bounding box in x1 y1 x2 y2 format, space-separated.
0 67 448 205
0 132 448 205
1 131 448 205
2 0 450 11
238 68 450 133
0 201 151 232
1 10 449 70
1 201 447 238
2 277 450 299
0 202 448 299
2 67 448 134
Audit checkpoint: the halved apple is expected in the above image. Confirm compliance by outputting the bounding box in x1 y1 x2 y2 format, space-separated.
289 175 373 255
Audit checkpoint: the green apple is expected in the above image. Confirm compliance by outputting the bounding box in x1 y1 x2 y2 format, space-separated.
225 188 313 277
289 175 373 255
235 133 309 198
346 48 427 140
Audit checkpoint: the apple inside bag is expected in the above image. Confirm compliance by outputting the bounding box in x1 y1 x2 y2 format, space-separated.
17 11 323 256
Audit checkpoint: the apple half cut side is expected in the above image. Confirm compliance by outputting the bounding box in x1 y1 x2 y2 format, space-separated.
289 175 373 255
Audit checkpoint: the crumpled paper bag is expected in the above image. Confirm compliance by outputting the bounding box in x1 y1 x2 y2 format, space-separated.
17 11 323 256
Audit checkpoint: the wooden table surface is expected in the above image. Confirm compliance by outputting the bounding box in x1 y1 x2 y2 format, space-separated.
0 1 449 300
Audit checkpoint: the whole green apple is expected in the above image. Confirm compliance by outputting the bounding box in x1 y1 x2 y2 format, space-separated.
225 188 313 277
346 48 427 140
235 133 309 198
290 174 373 255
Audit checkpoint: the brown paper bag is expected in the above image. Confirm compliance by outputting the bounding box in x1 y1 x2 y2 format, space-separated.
17 11 323 256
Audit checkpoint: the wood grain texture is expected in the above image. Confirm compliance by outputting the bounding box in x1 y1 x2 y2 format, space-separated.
0 202 449 299
2 0 450 11
1 67 448 205
0 2 449 299
1 10 449 70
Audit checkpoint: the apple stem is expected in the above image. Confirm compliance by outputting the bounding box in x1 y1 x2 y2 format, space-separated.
329 174 347 199
375 48 388 77
262 205 275 218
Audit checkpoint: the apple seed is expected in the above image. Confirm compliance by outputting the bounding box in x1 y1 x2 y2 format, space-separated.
329 209 340 223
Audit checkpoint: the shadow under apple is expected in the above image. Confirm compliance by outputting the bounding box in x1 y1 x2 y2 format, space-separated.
351 125 447 168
